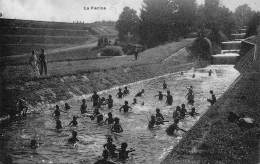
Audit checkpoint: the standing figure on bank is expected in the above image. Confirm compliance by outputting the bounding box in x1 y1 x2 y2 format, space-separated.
207 90 216 105
29 50 39 77
39 48 47 75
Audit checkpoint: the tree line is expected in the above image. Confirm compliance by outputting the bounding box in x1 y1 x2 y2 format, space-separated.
116 0 259 49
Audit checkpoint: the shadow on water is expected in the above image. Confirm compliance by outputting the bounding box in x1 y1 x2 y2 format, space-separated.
0 65 239 164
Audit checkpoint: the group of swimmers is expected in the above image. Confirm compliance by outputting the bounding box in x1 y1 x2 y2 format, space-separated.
28 72 219 163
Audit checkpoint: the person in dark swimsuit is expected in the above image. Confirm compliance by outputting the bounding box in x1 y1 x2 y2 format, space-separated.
69 116 78 126
155 108 164 124
132 98 137 105
123 86 130 96
135 89 144 97
166 90 173 105
80 99 87 114
94 150 116 164
118 142 135 161
56 119 62 130
105 112 114 125
207 90 216 105
103 137 117 158
54 105 61 117
68 131 79 144
111 117 123 133
154 91 165 101
163 80 167 89
117 88 124 99
107 95 114 109
91 91 100 107
119 101 132 113
65 103 71 110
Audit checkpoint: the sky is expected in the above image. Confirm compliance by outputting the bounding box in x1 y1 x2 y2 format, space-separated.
0 0 259 23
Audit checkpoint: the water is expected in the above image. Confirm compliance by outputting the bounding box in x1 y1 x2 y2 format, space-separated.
0 65 239 164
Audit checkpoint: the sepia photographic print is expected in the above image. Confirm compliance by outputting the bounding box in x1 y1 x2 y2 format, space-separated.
0 0 260 163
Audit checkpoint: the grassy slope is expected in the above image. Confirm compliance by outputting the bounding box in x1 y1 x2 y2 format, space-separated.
2 39 196 115
2 38 194 81
162 73 260 164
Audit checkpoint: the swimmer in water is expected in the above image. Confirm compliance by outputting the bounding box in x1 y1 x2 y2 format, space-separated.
56 119 62 130
163 80 167 89
154 91 166 101
107 95 113 109
179 104 187 119
64 103 71 110
132 98 137 105
135 89 144 97
111 117 123 133
80 99 87 114
189 107 199 117
148 115 160 129
68 131 79 144
166 119 186 136
94 150 116 164
123 86 130 96
69 116 78 126
166 90 173 105
155 108 164 124
105 112 114 125
117 88 124 99
118 142 135 161
119 101 132 113
53 105 61 117
208 69 213 76
30 138 38 149
91 91 100 107
103 136 117 158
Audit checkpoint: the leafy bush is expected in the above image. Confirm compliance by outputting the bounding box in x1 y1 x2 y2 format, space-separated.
100 46 124 56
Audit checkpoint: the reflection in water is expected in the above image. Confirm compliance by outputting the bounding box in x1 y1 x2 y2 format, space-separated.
0 65 239 164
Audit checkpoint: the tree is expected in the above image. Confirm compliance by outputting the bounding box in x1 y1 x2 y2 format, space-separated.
246 12 260 37
116 7 140 41
234 4 254 27
139 0 197 47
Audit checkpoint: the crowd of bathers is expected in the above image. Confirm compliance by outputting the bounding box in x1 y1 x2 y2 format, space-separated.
17 69 248 164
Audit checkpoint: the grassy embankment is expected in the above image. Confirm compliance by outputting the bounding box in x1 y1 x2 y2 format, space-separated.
1 38 200 116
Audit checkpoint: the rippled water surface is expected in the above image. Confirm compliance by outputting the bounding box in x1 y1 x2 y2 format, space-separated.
0 65 239 164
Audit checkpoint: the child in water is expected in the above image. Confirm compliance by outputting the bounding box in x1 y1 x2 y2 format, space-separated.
123 86 130 96
53 105 61 117
135 89 144 97
69 116 78 126
155 108 164 123
154 91 165 101
105 112 114 125
68 131 79 144
119 101 132 113
111 117 123 133
118 142 135 161
80 99 87 114
94 150 116 164
207 90 216 105
103 137 117 158
30 138 39 149
163 80 167 89
107 95 113 109
132 98 137 105
56 119 62 130
64 103 71 110
166 90 173 105
117 88 124 99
